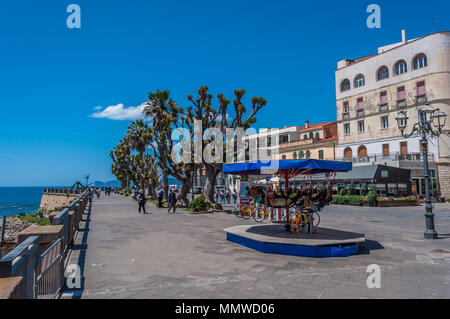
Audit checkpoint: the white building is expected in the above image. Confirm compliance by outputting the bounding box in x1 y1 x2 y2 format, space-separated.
335 31 450 196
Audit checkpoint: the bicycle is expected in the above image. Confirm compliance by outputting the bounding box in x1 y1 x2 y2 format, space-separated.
253 203 272 222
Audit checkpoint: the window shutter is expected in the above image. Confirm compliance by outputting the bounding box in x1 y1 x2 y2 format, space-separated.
397 87 405 100
380 91 387 104
357 98 364 109
417 81 426 95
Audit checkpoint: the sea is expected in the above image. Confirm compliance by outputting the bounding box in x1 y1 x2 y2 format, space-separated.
0 187 63 217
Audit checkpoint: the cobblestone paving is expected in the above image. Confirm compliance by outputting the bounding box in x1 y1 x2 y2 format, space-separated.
74 194 450 299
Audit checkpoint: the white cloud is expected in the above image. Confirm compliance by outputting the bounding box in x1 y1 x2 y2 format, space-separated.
90 103 147 120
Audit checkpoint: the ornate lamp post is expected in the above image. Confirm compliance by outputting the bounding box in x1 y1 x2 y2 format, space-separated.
395 103 447 239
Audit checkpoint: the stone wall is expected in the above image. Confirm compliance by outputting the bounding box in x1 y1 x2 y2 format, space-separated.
40 193 79 211
437 161 450 198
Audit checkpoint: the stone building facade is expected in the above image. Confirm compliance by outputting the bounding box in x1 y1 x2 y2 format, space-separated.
335 31 450 197
278 121 338 160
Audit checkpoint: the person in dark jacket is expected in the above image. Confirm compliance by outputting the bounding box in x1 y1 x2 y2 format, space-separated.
137 189 147 214
168 188 177 214
157 188 164 208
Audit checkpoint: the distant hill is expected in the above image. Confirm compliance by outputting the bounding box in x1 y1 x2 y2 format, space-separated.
93 180 121 188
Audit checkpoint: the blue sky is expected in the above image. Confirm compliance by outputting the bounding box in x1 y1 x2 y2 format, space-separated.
0 0 449 186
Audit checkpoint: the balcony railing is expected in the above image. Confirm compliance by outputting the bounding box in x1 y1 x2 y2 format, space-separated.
397 99 407 108
339 152 435 164
416 94 427 105
378 103 389 112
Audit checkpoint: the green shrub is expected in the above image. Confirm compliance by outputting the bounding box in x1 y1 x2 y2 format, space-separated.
331 195 362 206
189 195 208 212
360 183 368 196
367 185 378 206
339 188 346 196
17 214 50 226
346 195 362 206
213 203 223 210
346 184 355 196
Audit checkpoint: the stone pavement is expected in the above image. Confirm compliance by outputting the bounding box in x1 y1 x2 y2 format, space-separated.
65 194 450 299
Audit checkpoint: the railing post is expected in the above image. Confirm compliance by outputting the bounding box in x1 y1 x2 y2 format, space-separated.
0 236 39 299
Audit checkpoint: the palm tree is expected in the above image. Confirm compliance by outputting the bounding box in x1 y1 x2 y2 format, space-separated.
127 120 151 155
126 120 152 188
143 90 179 200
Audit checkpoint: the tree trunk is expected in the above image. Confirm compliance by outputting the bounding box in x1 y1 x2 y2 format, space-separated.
203 165 219 203
162 170 169 201
147 184 156 199
177 178 191 207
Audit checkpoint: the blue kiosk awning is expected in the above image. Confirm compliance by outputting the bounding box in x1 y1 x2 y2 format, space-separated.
222 159 352 176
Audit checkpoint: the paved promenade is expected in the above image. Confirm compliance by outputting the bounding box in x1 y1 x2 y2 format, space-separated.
66 194 450 298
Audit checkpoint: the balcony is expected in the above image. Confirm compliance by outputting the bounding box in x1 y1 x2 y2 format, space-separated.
342 113 350 121
339 152 435 165
397 99 407 108
356 109 364 118
416 94 427 105
378 103 389 112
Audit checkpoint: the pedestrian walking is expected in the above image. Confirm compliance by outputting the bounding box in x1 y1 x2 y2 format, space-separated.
157 188 164 208
89 187 95 203
232 189 238 204
133 186 138 202
215 190 219 203
137 189 147 214
168 188 177 214
220 190 225 203
226 190 231 204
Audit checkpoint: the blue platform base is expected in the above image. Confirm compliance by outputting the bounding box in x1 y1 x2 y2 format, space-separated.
227 232 360 258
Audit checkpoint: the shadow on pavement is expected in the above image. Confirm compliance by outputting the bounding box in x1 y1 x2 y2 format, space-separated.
358 239 384 255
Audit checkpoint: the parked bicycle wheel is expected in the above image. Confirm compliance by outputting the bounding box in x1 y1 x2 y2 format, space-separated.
233 204 243 218
253 206 265 222
241 206 252 219
312 211 321 227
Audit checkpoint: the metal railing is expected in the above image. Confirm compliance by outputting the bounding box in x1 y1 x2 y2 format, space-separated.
52 190 89 256
0 189 89 299
35 238 63 299
43 188 85 195
0 236 39 299
339 152 435 164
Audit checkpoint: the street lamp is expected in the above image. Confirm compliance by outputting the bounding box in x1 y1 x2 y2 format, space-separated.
395 103 447 239
84 174 90 188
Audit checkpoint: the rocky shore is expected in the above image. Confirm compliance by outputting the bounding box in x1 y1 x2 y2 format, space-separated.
0 217 35 244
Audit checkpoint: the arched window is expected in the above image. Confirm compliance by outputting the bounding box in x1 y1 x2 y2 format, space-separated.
293 152 297 159
303 134 308 140
377 66 389 81
354 74 365 88
309 132 313 139
282 155 286 159
394 60 407 76
306 150 311 159
413 53 428 70
315 132 320 139
357 145 368 158
344 147 353 159
300 150 305 159
341 79 350 92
